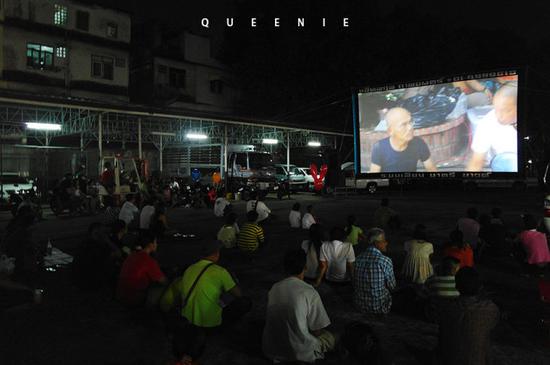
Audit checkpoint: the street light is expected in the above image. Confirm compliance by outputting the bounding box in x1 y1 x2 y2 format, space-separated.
262 138 278 145
25 122 62 131
186 133 208 140
307 141 321 147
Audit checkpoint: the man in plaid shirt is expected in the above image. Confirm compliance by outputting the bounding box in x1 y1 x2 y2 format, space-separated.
353 228 396 314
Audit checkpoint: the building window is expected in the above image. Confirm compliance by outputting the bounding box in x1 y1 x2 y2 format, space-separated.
115 57 125 68
53 4 68 26
56 46 67 58
157 65 167 74
91 55 114 80
76 11 89 31
106 23 118 38
210 79 224 94
26 43 54 70
169 68 186 88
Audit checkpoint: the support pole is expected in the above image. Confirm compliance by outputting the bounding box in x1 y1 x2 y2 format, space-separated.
223 125 228 179
159 135 163 173
138 118 142 159
98 114 103 160
286 132 290 172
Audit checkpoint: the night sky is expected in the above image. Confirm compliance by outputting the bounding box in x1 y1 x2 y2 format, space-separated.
83 0 550 155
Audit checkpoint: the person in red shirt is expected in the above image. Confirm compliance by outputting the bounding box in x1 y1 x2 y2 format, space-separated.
116 232 166 307
443 230 474 268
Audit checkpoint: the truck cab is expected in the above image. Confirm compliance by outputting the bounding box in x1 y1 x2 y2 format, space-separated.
228 148 277 191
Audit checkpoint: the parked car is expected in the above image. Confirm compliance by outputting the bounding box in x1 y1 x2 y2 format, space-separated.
0 173 36 211
298 167 316 191
341 162 389 193
274 164 308 192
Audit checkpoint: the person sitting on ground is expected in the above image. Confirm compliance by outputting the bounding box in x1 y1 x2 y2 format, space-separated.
237 211 265 253
316 227 355 286
302 205 317 230
373 198 400 229
353 228 396 315
345 215 365 247
73 222 121 290
289 202 302 228
301 224 326 281
340 321 391 365
490 207 504 225
116 232 166 307
214 191 231 218
161 240 251 329
477 213 508 259
246 191 272 223
402 224 434 284
443 230 474 268
150 203 170 237
1 210 39 284
517 214 550 276
102 195 120 226
263 249 335 363
436 267 499 365
426 256 461 299
457 207 481 250
110 219 131 256
119 194 139 227
217 212 240 248
139 199 156 231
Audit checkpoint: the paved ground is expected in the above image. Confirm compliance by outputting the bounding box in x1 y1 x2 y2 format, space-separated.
1 187 550 364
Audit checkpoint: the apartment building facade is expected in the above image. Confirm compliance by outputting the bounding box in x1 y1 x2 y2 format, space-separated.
0 0 130 103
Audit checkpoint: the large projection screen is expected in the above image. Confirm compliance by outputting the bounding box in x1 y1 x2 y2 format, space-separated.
354 71 520 178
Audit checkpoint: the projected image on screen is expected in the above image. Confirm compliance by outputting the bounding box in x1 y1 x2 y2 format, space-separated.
357 75 519 174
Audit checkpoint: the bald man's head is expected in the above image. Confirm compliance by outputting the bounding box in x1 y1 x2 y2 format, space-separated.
386 107 414 143
493 85 517 125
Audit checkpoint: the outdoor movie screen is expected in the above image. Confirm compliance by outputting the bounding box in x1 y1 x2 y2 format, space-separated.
355 71 519 177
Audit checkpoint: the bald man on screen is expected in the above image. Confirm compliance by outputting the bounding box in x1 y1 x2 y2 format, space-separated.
370 108 437 173
466 85 518 172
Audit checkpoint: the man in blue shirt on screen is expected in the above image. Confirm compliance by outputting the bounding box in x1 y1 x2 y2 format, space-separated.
370 107 437 173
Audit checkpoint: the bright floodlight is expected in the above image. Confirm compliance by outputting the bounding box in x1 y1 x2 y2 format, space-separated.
25 122 62 131
308 141 321 147
262 138 278 145
186 133 208 140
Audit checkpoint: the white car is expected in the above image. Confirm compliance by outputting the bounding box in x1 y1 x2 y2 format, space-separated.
298 167 316 191
341 162 389 193
0 174 34 200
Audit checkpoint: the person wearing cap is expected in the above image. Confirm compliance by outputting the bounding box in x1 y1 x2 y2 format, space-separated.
116 231 166 307
160 240 251 328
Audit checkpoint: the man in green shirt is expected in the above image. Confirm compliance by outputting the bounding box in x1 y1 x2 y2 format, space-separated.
160 240 251 328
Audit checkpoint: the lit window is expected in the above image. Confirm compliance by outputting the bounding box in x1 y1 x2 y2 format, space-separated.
27 43 54 70
56 47 67 58
91 55 114 80
106 23 118 38
54 4 68 26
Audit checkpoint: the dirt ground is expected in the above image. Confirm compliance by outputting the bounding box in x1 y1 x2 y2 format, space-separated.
1 187 550 365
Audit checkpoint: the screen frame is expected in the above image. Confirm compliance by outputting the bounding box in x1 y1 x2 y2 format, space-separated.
352 68 525 180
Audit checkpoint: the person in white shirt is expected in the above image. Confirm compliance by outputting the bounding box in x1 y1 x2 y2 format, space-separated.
263 249 335 363
316 227 355 286
289 202 302 228
139 200 156 230
467 84 518 172
301 224 326 280
246 192 271 223
214 191 231 217
302 205 316 230
119 194 139 226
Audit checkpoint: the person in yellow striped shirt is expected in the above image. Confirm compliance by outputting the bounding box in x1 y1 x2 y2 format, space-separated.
237 211 265 253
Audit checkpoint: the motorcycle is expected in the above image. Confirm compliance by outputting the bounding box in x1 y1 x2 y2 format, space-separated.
48 188 83 216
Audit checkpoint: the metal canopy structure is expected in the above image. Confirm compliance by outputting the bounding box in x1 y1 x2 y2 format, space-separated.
0 96 352 178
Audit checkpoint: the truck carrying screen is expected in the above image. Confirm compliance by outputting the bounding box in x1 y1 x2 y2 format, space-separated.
354 71 520 178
